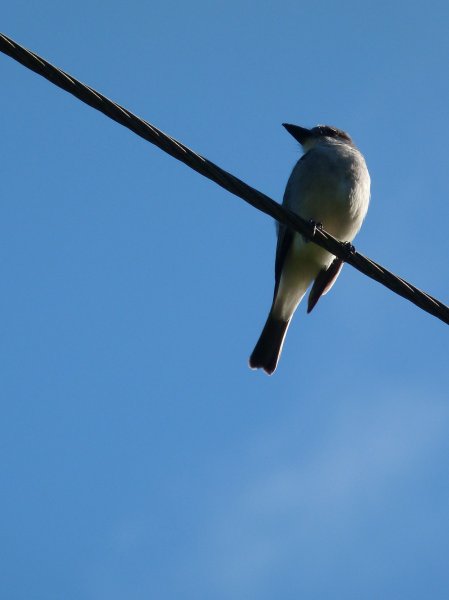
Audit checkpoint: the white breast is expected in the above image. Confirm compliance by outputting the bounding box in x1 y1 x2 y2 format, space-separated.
284 140 370 242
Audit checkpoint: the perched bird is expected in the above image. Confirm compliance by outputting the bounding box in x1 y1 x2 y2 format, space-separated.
249 124 370 375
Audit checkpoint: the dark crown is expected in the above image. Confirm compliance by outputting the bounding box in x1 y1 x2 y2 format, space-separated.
312 125 352 143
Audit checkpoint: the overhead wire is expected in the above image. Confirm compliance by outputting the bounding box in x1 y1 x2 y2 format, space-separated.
1 32 448 326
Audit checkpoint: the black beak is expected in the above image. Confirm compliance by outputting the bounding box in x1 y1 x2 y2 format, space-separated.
282 123 312 145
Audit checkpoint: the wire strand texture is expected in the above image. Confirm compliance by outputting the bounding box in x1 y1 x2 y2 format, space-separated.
1 32 448 326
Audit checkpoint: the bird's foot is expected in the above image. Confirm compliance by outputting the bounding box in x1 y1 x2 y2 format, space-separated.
342 241 356 259
308 220 323 242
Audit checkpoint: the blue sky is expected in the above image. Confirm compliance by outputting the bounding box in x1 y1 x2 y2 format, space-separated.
2 2 449 599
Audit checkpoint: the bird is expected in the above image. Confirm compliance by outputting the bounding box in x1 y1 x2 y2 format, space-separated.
249 123 370 375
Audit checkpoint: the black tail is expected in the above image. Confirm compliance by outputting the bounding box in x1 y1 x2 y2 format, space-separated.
249 313 290 375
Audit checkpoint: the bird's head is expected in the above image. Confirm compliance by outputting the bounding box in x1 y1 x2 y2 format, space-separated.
282 123 353 151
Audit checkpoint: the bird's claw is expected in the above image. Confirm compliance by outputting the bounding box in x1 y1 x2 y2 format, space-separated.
342 241 356 258
308 220 323 240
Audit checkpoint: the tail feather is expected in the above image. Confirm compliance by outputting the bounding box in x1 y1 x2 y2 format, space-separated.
249 313 290 375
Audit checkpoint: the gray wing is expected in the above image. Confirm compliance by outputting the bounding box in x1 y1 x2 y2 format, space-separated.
273 153 310 300
307 257 344 313
273 224 294 300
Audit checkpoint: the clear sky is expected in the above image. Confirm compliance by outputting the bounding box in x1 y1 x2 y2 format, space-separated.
2 2 449 599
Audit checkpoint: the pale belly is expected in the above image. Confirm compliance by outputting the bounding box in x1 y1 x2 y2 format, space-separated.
272 234 332 320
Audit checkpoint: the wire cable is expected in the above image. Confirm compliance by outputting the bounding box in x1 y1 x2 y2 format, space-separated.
1 32 448 326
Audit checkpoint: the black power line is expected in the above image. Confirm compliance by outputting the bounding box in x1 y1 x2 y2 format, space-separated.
1 32 448 326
